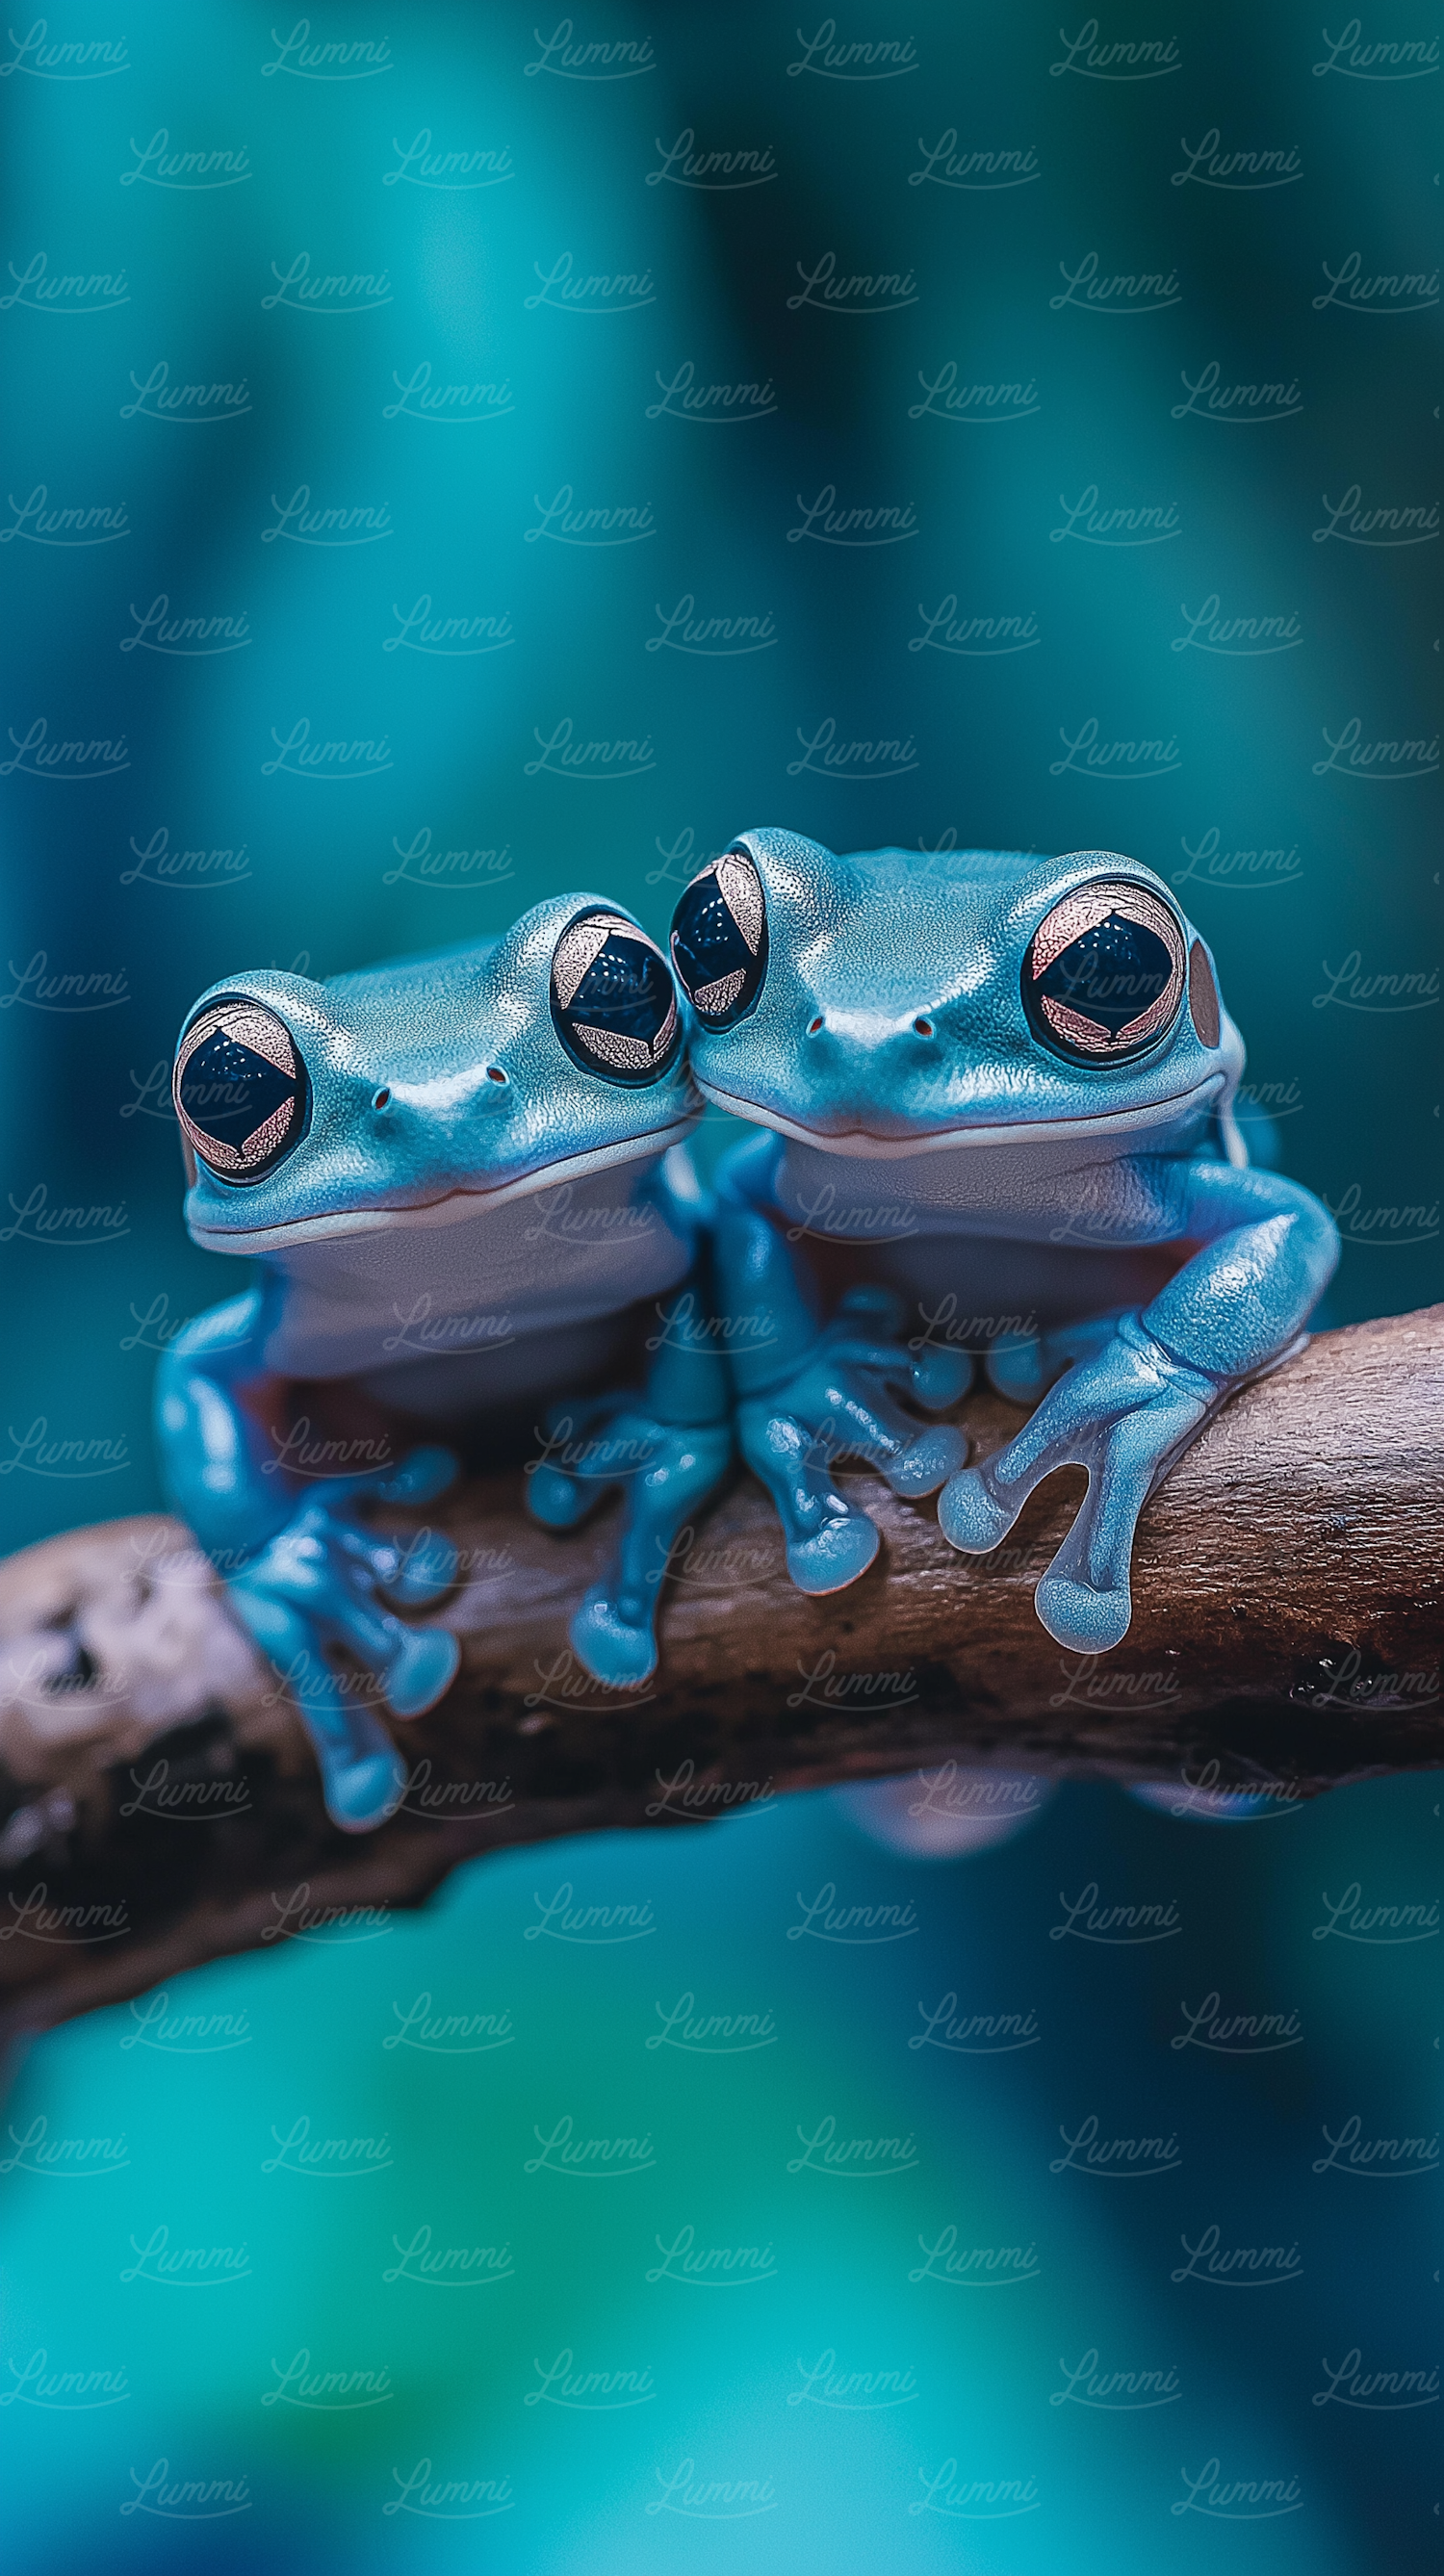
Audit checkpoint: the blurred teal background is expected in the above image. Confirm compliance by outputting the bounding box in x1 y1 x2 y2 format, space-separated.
0 1 1438 2565
3 1777 1439 2568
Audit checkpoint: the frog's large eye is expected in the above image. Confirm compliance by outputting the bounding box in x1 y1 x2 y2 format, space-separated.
669 849 767 1030
549 909 681 1085
173 996 309 1180
1022 881 1186 1063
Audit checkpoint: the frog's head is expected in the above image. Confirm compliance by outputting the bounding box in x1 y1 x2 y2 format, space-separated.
172 895 697 1251
671 829 1245 1157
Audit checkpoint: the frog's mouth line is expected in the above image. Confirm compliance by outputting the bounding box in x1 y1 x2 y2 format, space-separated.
693 1073 1225 1156
187 1114 702 1253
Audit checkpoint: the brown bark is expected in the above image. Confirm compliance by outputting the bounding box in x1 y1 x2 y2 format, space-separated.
1 1304 1438 2043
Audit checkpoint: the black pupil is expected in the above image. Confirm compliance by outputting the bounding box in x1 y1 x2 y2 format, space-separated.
179 1026 297 1156
1035 913 1173 1037
566 933 675 1047
671 867 762 1020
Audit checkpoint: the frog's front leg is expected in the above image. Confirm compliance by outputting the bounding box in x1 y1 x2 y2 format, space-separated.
712 1140 970 1593
939 1159 1340 1652
155 1287 460 1830
525 1276 734 1684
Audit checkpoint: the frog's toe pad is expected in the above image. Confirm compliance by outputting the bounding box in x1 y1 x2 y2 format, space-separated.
325 1743 408 1835
986 1343 1046 1404
786 1512 880 1595
386 1530 457 1605
527 1466 589 1530
1034 1573 1133 1656
911 1347 973 1412
570 1587 658 1687
886 1422 967 1498
937 1468 1016 1556
385 1627 460 1719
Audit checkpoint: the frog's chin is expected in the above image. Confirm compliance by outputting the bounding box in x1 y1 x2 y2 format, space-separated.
186 1114 701 1254
692 1073 1225 1157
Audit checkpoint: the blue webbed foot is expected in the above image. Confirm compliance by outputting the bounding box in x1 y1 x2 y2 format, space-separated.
738 1287 969 1596
940 1313 1220 1653
528 1395 733 1686
226 1444 460 1830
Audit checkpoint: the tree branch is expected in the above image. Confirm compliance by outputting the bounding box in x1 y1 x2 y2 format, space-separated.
1 1305 1438 2041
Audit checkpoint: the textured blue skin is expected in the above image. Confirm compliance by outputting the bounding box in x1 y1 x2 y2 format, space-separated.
683 830 1340 1655
156 895 731 1833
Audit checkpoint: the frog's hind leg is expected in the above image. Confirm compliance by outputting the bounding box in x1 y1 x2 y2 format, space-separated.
157 1291 461 1831
941 1157 1339 1652
226 1454 462 1828
225 1584 413 1833
526 1279 734 1686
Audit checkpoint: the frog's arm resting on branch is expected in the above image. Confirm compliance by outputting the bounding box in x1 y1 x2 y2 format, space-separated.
0 1304 1438 2042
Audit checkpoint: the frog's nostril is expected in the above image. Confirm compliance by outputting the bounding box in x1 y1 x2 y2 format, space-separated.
913 1018 934 1039
806 1016 824 1037
486 1066 508 1085
372 1087 392 1111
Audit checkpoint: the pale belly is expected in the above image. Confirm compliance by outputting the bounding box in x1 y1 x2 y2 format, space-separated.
770 1134 1201 1338
257 1163 694 1392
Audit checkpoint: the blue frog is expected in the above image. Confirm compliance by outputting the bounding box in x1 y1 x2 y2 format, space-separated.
669 830 1338 1655
157 897 731 1832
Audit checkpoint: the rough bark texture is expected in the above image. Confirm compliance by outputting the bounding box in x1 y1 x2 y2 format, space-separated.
1 1304 1438 2043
